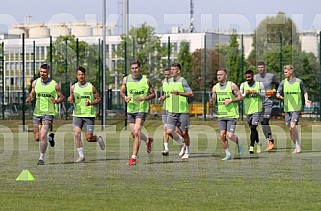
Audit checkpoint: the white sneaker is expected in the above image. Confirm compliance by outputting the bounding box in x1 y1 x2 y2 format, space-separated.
294 144 301 153
75 157 85 163
182 153 189 159
178 144 185 157
221 155 232 161
98 136 105 150
161 149 169 156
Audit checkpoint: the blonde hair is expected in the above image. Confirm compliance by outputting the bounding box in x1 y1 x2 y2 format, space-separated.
283 65 293 70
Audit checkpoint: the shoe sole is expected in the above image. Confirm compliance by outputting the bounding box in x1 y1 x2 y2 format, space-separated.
182 154 189 159
37 160 45 165
222 158 231 161
49 140 55 147
161 152 169 156
49 133 55 147
146 138 153 153
75 158 86 163
98 136 105 150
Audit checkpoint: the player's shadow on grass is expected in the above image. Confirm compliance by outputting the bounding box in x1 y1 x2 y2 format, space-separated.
148 160 186 164
49 158 125 165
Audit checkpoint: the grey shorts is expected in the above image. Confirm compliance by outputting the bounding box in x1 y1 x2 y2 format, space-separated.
33 115 54 125
72 117 95 134
218 118 237 133
261 100 273 119
167 113 190 131
162 110 168 124
127 112 147 124
285 111 300 127
247 112 261 126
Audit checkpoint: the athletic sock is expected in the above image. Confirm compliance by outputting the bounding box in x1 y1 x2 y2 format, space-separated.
225 148 231 156
164 143 169 151
39 153 45 161
185 146 190 154
77 147 84 157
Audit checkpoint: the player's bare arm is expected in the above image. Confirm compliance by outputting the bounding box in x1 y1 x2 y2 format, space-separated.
120 77 131 103
52 83 65 104
26 80 36 103
224 83 242 105
67 85 75 104
88 86 101 106
136 80 156 102
304 92 311 108
210 85 216 104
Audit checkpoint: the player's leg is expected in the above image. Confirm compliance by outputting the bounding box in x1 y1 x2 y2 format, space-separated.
72 117 85 162
84 117 105 150
127 113 146 165
218 119 230 160
161 111 170 155
247 115 255 154
37 116 52 165
261 103 274 150
166 113 184 152
289 112 301 153
180 113 190 159
134 113 152 153
226 118 243 157
32 116 41 142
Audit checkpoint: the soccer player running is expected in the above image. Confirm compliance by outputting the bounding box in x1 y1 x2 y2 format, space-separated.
26 64 64 165
211 68 243 160
276 65 311 153
166 63 193 159
120 59 156 165
158 67 182 156
254 62 279 150
240 70 266 154
67 67 105 163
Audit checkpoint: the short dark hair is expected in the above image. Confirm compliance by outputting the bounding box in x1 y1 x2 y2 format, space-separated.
130 59 140 67
257 61 265 66
245 70 254 75
163 67 171 72
217 68 227 74
40 64 50 70
77 66 86 74
171 63 181 70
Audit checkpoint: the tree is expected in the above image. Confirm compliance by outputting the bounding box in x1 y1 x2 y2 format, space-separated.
177 41 192 82
227 34 243 85
190 47 226 91
263 45 319 101
248 12 300 65
46 35 99 88
299 52 319 101
117 23 167 89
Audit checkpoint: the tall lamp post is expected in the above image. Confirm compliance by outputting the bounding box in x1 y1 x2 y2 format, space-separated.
102 0 107 128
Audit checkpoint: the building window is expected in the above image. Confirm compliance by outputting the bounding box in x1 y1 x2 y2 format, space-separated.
173 42 178 52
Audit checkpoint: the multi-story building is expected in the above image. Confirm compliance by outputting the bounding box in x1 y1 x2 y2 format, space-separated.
1 22 319 107
0 22 231 106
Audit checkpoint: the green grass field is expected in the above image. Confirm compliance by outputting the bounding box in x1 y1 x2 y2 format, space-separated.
1 119 321 210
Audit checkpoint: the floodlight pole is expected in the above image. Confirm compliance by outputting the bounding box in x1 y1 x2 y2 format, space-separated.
102 0 107 128
124 0 129 129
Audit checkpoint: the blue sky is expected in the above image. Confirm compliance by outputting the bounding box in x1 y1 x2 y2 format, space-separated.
0 0 320 34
